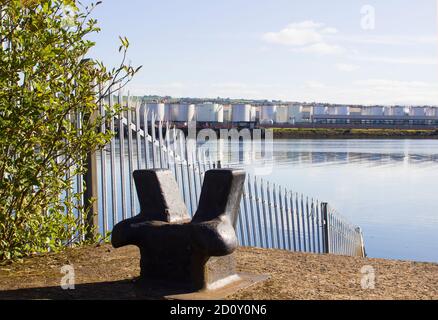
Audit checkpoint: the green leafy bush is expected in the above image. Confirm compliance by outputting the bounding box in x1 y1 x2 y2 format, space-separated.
0 0 140 261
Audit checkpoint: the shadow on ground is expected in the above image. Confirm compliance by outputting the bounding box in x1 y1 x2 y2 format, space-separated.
0 280 199 300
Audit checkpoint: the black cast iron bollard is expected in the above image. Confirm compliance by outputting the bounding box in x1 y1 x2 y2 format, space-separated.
111 168 246 291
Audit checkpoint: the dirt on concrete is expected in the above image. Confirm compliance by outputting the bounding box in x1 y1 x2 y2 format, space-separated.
0 244 436 300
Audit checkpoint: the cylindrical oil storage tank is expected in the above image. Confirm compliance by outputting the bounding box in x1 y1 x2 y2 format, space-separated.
223 105 232 122
371 106 384 116
362 106 384 116
287 105 302 124
336 106 349 116
168 104 180 122
196 103 224 123
232 104 252 122
349 106 362 115
327 106 337 115
163 104 172 121
187 104 196 122
385 106 406 116
410 107 426 117
251 106 258 122
275 106 288 124
384 106 392 116
313 105 327 115
301 105 313 122
141 103 166 124
425 107 437 117
361 106 370 116
251 106 260 122
168 103 196 122
259 105 277 124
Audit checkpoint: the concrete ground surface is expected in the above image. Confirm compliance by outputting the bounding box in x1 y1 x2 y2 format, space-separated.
0 244 436 300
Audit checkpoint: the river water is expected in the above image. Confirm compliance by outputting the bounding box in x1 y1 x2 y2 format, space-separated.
230 139 438 263
97 138 438 263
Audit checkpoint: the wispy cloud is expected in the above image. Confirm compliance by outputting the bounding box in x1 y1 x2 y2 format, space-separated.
350 55 438 65
293 42 344 55
305 80 327 89
262 20 344 55
129 78 438 105
332 35 436 46
336 63 360 72
297 79 438 105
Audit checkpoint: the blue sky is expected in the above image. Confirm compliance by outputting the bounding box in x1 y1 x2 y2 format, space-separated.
86 0 438 105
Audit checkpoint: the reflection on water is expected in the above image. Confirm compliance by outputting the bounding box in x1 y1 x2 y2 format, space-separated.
216 139 438 263
99 138 438 263
271 141 438 169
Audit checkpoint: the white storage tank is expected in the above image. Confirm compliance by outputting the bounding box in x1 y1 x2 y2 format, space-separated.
196 103 224 123
301 106 313 122
313 105 326 115
371 106 384 116
223 105 232 122
288 105 303 124
349 106 362 115
168 104 180 122
425 107 437 117
187 104 196 122
362 106 384 116
232 104 253 122
143 103 166 122
251 106 258 122
168 103 196 122
336 106 349 116
327 106 337 115
275 106 288 124
260 105 277 124
410 107 426 117
385 106 406 116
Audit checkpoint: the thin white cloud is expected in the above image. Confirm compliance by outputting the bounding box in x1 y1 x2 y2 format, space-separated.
350 55 438 66
297 79 438 105
336 63 360 72
129 78 438 105
353 79 436 89
332 35 436 46
322 27 338 34
294 42 344 55
262 21 323 46
262 20 344 55
305 81 327 89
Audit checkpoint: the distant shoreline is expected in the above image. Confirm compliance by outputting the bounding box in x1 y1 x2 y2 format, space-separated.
273 128 438 139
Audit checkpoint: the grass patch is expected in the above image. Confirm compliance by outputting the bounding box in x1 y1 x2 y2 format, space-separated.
273 128 438 139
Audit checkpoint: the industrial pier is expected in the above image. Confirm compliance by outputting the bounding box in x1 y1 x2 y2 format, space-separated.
138 102 438 129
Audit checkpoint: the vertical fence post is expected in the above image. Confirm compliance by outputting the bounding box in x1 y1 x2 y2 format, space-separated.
84 145 99 240
356 227 366 257
321 202 330 254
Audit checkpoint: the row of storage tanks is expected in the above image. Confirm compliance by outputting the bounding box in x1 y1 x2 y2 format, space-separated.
141 103 303 124
141 103 262 124
140 103 438 125
311 105 438 117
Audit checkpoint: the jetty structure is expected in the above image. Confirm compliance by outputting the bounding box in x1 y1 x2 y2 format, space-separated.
141 98 438 129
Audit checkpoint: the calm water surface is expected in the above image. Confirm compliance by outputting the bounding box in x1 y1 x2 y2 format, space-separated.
98 138 438 263
233 139 438 263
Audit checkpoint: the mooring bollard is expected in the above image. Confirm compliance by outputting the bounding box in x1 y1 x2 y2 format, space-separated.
111 168 248 292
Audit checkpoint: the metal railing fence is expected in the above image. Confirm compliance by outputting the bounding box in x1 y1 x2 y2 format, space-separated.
83 93 366 257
